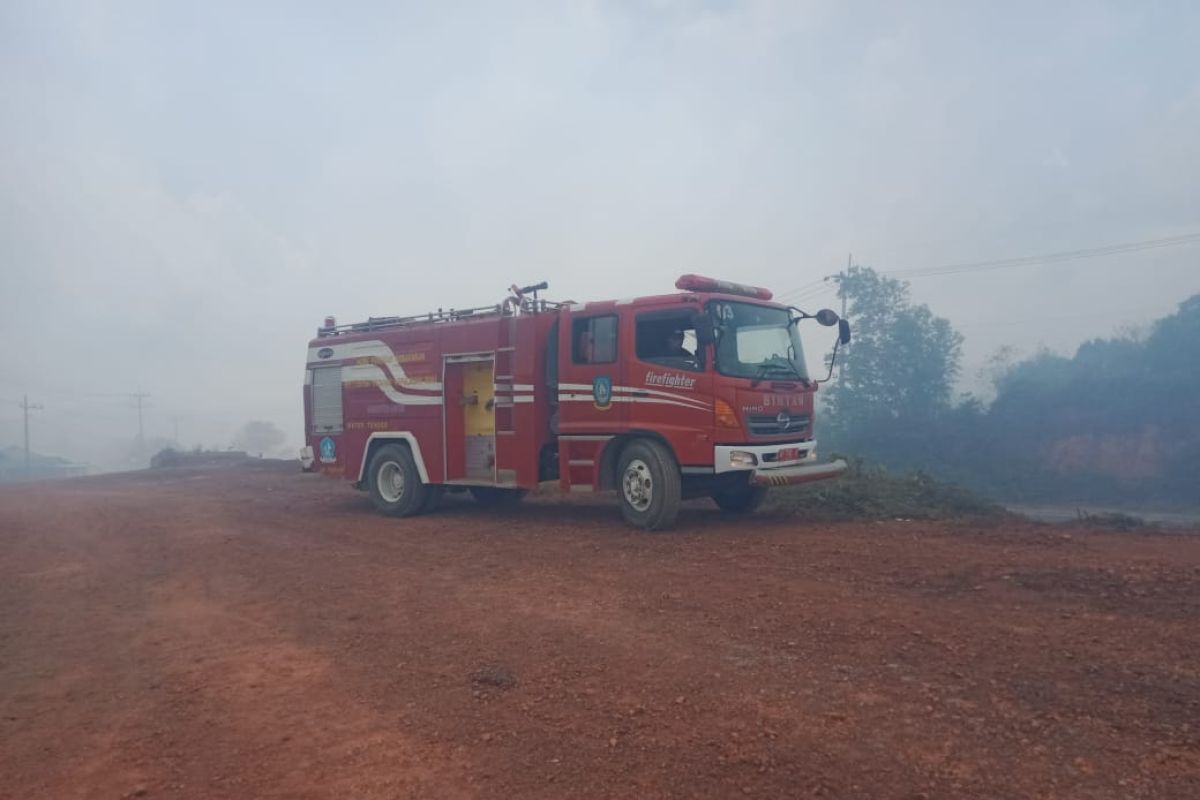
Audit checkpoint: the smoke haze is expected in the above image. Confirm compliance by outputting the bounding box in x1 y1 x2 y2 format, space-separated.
2 1 1198 469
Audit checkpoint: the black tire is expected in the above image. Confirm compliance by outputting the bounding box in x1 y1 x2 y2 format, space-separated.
366 444 429 516
711 478 768 514
617 439 682 531
469 486 527 508
420 486 443 514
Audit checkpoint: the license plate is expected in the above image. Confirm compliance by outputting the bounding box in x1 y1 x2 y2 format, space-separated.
777 447 801 461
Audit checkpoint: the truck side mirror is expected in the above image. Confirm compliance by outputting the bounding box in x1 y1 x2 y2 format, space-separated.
815 308 840 327
838 319 851 345
694 314 715 345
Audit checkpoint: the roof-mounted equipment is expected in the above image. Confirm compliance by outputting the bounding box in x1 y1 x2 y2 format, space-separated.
675 274 774 301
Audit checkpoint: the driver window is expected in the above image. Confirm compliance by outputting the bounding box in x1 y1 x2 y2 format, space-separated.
572 315 617 364
635 311 704 371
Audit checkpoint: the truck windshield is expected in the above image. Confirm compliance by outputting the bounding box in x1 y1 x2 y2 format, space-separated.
710 301 809 381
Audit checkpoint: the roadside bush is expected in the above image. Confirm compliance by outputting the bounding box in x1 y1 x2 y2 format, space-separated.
150 448 185 468
1072 510 1148 531
150 447 249 469
764 457 1006 521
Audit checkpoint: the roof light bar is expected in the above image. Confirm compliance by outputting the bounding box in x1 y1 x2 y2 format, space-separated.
675 274 774 301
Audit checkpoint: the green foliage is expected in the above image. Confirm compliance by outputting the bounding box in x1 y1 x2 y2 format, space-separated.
820 284 1200 508
978 293 1200 504
151 447 251 469
1072 510 1148 531
822 266 964 466
764 457 1005 520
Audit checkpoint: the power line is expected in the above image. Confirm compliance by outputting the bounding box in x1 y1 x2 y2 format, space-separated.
788 288 838 310
787 284 835 303
777 278 837 304
776 277 830 303
778 288 833 307
891 232 1200 280
773 231 1200 301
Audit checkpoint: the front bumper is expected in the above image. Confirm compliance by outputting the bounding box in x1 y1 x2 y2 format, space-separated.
747 459 847 486
713 440 847 487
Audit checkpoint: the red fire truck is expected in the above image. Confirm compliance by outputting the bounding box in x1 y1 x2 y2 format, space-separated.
301 275 850 530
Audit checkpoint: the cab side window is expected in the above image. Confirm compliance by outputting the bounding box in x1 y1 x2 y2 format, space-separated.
635 310 704 371
572 315 617 364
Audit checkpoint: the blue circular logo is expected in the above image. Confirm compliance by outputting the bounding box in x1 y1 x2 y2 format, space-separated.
319 436 336 462
592 375 613 410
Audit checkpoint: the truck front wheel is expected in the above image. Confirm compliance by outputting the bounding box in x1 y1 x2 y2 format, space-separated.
367 444 430 517
617 439 682 531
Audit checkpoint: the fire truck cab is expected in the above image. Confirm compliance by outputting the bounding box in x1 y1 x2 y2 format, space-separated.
302 275 849 530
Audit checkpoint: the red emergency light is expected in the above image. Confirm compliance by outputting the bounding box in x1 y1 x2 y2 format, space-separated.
675 274 774 301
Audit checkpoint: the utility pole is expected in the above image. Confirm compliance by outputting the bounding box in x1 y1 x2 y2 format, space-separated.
20 395 43 476
131 391 151 455
841 252 851 320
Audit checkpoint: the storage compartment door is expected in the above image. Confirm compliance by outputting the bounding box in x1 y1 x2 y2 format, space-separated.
311 366 344 433
461 361 496 480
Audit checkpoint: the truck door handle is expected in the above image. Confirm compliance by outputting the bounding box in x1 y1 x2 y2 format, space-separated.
631 390 650 398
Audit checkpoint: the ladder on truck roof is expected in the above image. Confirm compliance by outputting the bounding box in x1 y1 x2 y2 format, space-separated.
317 283 564 338
490 308 528 486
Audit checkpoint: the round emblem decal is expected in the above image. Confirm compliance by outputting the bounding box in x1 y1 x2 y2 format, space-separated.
319 436 337 463
592 375 613 410
777 411 791 431
317 347 334 359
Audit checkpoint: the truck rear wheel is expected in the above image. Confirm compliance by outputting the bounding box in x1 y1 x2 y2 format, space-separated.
711 478 767 514
617 439 681 531
367 444 430 517
469 487 527 508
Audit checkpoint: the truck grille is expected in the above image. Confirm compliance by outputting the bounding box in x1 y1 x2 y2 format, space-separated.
747 412 810 437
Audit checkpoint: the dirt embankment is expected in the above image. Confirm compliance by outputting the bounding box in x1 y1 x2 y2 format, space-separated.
1 464 1198 799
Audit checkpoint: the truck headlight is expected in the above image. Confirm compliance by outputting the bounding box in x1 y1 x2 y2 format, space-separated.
729 450 758 468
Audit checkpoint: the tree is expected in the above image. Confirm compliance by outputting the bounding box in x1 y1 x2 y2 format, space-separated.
818 275 1200 506
822 266 964 467
232 420 286 457
979 293 1200 503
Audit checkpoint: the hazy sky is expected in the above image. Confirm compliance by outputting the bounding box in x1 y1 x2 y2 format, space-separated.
2 1 1198 466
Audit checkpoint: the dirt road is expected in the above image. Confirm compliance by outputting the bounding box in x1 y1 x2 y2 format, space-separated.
1 462 1198 799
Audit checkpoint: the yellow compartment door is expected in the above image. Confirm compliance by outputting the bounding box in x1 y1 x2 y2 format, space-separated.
462 361 495 480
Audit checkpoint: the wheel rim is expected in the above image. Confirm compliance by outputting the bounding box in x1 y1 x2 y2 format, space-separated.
622 458 653 512
377 460 405 503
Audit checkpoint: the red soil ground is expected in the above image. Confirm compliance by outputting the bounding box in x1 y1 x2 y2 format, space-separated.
1 462 1197 799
